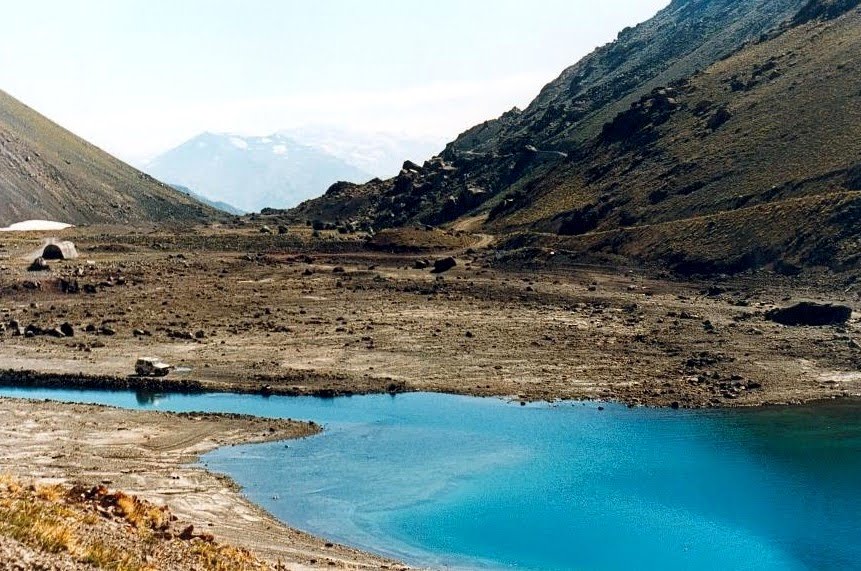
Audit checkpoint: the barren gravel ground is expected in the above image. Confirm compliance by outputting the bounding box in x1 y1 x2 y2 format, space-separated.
0 535 86 570
0 226 859 407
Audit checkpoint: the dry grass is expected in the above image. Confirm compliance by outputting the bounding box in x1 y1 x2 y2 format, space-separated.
0 475 272 571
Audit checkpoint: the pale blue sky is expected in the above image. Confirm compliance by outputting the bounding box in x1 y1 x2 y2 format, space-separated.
0 0 668 162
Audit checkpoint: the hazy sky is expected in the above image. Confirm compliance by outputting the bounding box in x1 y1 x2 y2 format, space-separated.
0 0 668 163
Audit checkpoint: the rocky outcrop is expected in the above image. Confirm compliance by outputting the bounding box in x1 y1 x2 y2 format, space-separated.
600 88 682 144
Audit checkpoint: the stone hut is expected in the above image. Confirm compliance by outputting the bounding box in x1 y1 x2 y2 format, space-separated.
42 241 78 260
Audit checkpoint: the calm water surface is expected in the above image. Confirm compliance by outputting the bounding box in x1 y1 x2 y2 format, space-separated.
0 387 858 571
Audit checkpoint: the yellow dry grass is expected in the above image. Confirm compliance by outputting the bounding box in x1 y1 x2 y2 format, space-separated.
0 474 271 571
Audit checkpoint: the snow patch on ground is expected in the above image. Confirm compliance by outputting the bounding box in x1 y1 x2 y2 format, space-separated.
272 144 288 155
0 220 73 232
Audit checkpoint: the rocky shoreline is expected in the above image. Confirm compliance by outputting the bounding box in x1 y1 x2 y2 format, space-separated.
0 365 856 410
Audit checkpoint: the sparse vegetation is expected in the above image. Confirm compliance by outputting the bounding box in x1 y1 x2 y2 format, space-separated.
0 475 272 570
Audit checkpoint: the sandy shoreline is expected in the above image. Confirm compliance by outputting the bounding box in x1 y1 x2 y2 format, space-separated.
0 397 405 570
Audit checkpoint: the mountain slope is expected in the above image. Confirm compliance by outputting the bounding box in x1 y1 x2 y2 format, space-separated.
290 0 861 275
0 89 220 227
291 0 807 229
145 133 372 213
450 0 808 153
486 0 861 272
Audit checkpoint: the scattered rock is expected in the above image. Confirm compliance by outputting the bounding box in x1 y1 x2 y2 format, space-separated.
59 278 80 294
168 330 195 340
431 257 457 273
706 106 732 130
765 302 852 326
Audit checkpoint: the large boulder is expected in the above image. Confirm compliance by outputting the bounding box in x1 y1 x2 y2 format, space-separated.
432 257 457 273
765 302 852 326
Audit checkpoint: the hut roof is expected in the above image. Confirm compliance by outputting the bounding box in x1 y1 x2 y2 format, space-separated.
42 241 78 260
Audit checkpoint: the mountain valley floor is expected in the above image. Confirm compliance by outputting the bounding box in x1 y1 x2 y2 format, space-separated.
1 223 860 568
0 224 858 409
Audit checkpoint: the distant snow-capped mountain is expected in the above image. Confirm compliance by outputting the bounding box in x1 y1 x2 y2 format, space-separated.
144 132 373 212
279 126 443 179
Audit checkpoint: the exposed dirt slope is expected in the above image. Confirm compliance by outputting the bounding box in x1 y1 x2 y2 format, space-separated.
0 89 223 227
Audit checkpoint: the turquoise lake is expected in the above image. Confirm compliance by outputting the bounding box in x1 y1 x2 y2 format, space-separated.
0 387 858 570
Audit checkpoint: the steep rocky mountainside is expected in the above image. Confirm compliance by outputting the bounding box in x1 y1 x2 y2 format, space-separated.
292 0 861 275
0 90 221 227
490 0 861 273
291 0 806 229
448 0 807 153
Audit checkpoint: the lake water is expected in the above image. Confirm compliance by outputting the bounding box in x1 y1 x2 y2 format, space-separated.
0 387 858 570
